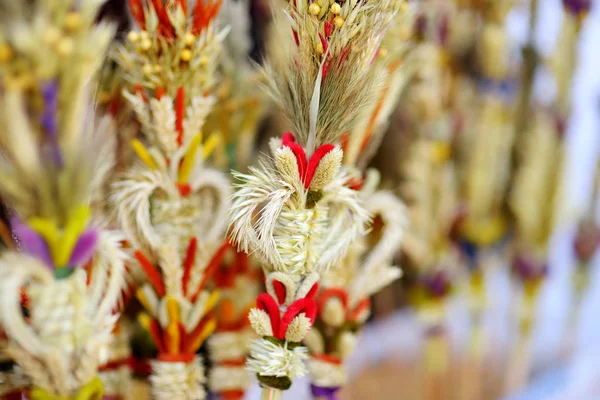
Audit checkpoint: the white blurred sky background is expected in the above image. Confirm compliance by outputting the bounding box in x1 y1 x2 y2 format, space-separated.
246 1 600 398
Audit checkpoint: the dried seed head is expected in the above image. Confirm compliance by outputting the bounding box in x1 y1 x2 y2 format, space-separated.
180 49 193 62
183 33 196 46
139 38 152 51
64 12 82 32
127 30 140 43
309 3 321 15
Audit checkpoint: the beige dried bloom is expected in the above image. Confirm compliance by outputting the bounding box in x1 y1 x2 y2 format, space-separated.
285 313 313 342
248 308 274 337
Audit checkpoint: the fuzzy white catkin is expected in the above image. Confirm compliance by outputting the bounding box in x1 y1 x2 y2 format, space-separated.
150 357 206 400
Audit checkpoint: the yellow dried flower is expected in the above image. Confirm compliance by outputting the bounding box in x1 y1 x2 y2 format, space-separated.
142 64 153 75
0 44 12 63
180 49 193 62
309 3 321 15
43 26 61 45
334 16 344 28
315 41 324 55
63 12 82 32
183 33 196 46
127 31 140 43
139 38 152 51
330 3 342 15
56 37 74 56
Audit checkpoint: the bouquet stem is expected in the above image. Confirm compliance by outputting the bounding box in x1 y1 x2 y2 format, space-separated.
422 309 447 400
460 313 486 400
504 284 539 395
261 387 283 400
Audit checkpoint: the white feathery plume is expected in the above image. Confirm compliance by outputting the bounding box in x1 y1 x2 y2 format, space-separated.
247 339 308 378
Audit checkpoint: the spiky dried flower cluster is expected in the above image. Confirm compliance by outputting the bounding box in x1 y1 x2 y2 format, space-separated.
262 0 405 152
230 134 370 274
344 4 418 167
115 0 228 98
112 1 232 258
111 91 231 256
0 1 131 397
0 235 126 397
0 0 114 93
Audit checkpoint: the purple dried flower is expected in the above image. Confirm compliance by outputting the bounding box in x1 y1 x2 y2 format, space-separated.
422 271 452 298
439 15 450 46
68 228 99 267
512 254 548 282
415 14 427 39
41 81 58 141
11 218 54 269
563 0 591 15
574 220 600 262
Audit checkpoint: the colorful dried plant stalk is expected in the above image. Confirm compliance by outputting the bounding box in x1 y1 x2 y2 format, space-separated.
399 136 457 400
228 0 403 396
553 0 594 364
441 2 516 397
301 6 413 397
112 0 231 259
0 1 127 398
562 161 600 358
111 1 231 398
572 160 600 307
304 184 406 399
394 6 463 398
207 243 262 399
133 239 227 400
197 6 267 395
505 1 589 393
454 0 514 298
